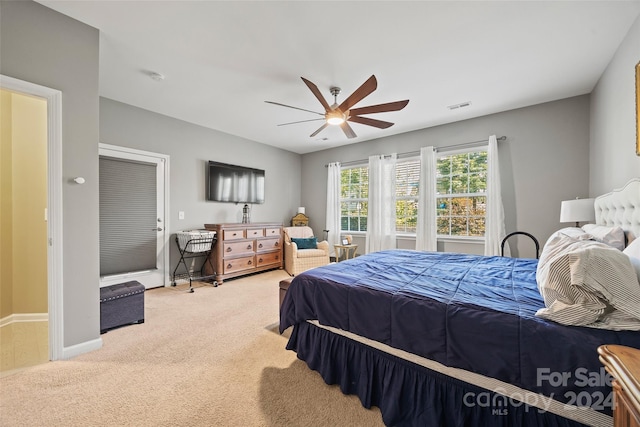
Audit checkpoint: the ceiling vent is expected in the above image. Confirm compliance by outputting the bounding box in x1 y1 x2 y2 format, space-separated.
447 101 471 110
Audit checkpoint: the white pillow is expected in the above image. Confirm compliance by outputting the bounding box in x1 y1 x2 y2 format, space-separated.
582 224 626 251
545 227 593 242
623 238 640 282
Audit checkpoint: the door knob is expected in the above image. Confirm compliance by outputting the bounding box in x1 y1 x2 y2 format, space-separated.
153 227 163 231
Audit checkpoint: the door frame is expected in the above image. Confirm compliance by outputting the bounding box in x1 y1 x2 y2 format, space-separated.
98 143 170 288
1 74 64 361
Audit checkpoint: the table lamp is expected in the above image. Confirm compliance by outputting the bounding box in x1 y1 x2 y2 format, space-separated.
560 198 595 227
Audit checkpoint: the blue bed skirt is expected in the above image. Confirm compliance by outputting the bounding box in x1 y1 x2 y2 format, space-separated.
287 321 590 427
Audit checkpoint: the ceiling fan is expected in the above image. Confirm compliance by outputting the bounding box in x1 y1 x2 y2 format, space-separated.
265 75 409 139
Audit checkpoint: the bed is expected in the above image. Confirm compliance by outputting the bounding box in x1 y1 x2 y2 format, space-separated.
279 178 640 427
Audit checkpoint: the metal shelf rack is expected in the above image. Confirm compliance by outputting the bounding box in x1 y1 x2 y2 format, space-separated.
172 230 217 292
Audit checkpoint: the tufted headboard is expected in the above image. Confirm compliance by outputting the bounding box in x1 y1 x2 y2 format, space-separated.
594 178 640 243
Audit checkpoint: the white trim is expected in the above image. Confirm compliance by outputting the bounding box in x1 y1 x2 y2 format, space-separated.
99 143 171 287
437 236 485 244
0 75 64 361
61 337 103 360
0 313 49 328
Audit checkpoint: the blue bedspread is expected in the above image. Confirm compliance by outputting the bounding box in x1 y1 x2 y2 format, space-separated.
280 249 640 409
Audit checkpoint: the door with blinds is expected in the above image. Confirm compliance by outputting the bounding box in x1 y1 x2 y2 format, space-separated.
99 145 168 289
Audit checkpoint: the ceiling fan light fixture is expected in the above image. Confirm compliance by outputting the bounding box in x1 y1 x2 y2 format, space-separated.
326 110 345 125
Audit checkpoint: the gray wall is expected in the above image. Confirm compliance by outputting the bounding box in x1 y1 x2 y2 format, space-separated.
590 14 640 195
301 96 591 259
0 1 100 347
99 98 302 270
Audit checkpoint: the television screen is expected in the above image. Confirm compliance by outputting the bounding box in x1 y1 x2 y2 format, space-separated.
206 161 265 204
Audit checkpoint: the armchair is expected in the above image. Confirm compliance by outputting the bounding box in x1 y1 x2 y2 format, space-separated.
283 226 330 276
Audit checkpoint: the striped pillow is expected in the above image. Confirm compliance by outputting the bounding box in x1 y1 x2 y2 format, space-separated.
536 231 640 330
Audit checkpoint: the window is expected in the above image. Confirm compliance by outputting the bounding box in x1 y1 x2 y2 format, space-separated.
340 166 368 232
436 150 487 237
395 159 420 233
340 160 420 234
339 148 488 237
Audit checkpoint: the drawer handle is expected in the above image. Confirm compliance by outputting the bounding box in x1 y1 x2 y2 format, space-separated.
247 260 252 265
275 255 279 260
227 263 232 269
247 244 252 250
258 243 263 248
274 241 279 247
226 247 232 252
258 258 263 263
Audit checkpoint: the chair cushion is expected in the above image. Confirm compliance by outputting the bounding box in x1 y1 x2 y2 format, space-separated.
284 226 314 241
291 237 317 249
297 248 327 258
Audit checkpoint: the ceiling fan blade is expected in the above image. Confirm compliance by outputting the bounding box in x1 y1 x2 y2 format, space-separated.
340 121 357 139
310 123 329 138
277 118 325 126
349 100 409 116
348 115 394 129
264 101 324 116
337 75 377 113
301 77 332 112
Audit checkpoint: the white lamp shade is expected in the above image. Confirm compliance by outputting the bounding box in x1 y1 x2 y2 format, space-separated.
297 207 305 214
560 198 595 224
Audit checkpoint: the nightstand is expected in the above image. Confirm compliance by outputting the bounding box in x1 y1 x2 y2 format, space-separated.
334 244 357 262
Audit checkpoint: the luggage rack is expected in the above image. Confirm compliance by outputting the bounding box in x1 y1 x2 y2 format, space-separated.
172 230 217 293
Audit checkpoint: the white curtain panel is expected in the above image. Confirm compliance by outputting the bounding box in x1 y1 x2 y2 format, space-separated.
416 146 437 251
484 135 509 256
366 154 397 254
325 162 341 257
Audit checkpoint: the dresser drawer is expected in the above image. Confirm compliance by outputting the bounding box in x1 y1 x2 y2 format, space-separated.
246 228 265 238
223 256 255 274
223 229 245 240
265 227 281 237
256 237 281 252
256 251 281 266
223 240 254 256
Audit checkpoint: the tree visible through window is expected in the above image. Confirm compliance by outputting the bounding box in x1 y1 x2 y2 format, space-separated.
340 166 368 232
339 148 488 237
436 150 487 237
395 160 420 233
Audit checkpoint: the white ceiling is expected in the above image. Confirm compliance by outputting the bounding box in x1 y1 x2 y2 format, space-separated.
37 1 640 154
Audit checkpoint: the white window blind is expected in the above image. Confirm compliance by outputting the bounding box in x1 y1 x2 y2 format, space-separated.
99 156 157 276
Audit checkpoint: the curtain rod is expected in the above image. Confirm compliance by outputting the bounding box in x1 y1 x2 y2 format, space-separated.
325 135 506 168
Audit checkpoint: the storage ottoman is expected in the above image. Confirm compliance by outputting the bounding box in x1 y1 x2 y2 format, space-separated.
279 278 292 309
100 281 145 334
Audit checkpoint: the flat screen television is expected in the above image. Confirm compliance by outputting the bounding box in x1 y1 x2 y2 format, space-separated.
206 161 265 204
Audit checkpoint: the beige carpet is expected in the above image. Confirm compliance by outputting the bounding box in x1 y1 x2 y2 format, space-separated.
0 270 384 426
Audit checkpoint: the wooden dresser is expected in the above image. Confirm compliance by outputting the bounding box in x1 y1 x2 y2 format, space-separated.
598 345 640 427
204 222 282 284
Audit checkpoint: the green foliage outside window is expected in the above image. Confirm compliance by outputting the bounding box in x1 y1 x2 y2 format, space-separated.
340 167 368 232
339 149 488 237
436 151 487 237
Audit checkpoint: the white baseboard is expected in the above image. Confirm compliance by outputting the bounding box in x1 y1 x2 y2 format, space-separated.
0 313 49 328
61 337 103 360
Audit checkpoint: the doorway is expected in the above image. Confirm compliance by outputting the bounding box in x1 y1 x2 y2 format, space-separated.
98 144 169 289
0 75 64 366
